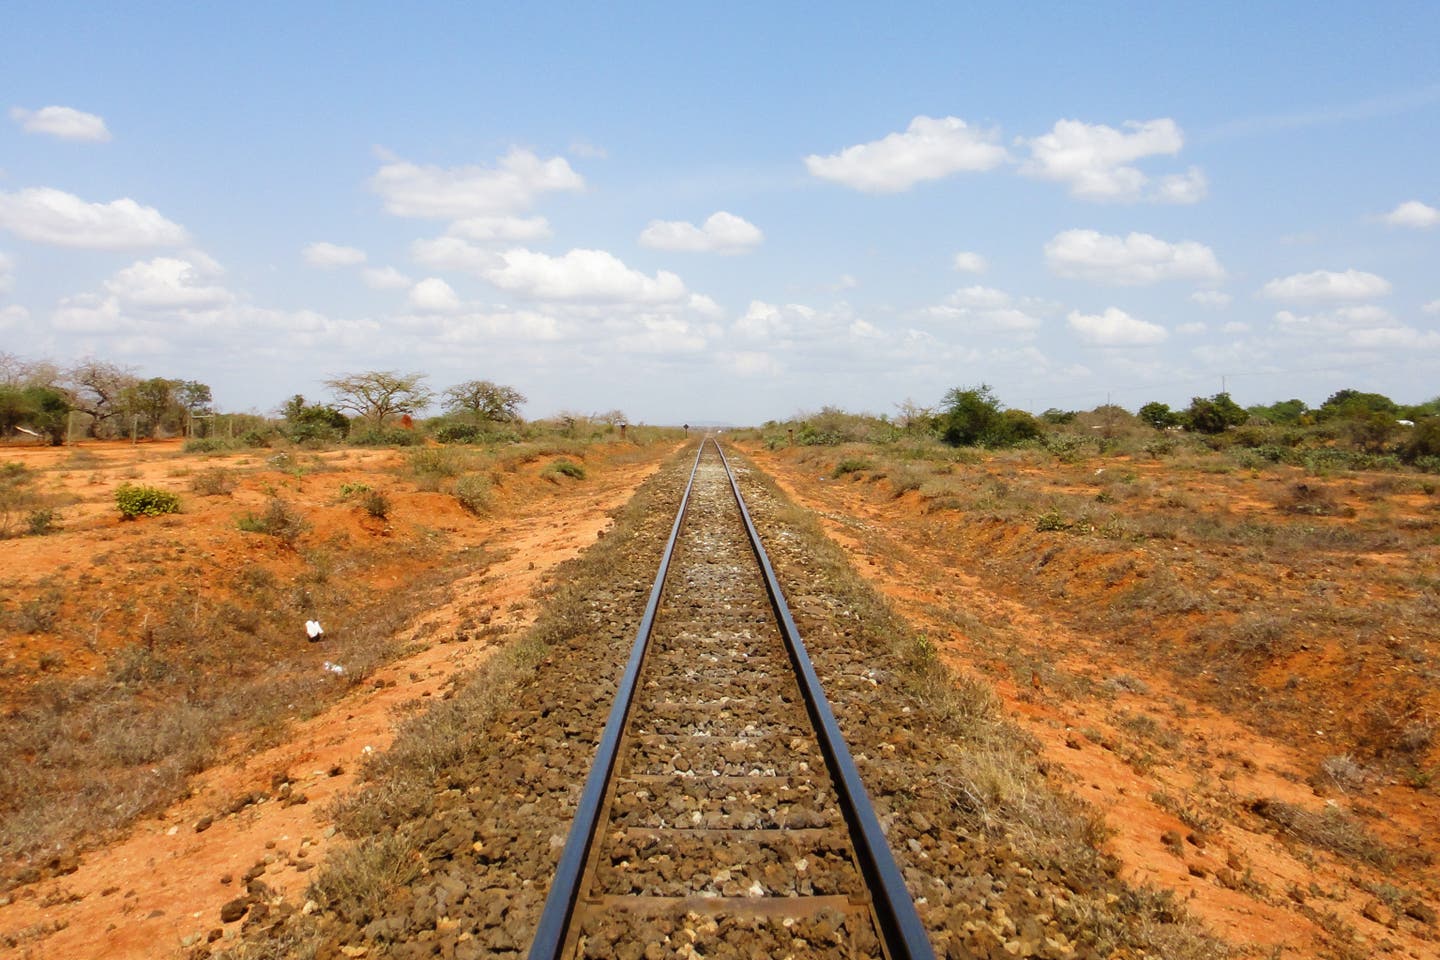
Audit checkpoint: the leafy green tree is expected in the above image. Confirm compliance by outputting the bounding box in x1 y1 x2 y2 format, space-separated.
122 377 184 437
1040 407 1077 425
1317 389 1398 421
940 384 1040 447
1183 393 1248 434
442 379 526 423
1138 401 1180 430
281 394 349 440
324 371 433 427
1399 417 1440 463
1248 398 1309 425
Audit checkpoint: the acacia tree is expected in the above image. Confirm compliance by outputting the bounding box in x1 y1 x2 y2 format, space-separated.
66 360 139 437
324 371 433 427
442 379 526 423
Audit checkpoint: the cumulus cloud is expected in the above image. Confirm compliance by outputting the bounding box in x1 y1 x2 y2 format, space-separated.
1019 119 1202 203
1380 200 1440 228
362 266 413 290
725 351 784 378
1045 229 1224 285
447 215 553 242
0 304 27 328
805 115 1008 192
1189 290 1232 308
0 251 13 294
952 251 988 273
1067 307 1168 345
105 256 233 309
483 248 687 303
1423 299 1440 315
0 187 187 248
303 241 367 267
1275 305 1440 349
638 211 763 254
1260 268 1391 301
1176 321 1208 334
412 236 495 275
408 277 462 313
371 148 584 218
10 105 112 142
922 286 1048 334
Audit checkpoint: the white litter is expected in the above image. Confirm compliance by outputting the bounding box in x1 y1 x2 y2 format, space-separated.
306 620 324 640
323 661 345 676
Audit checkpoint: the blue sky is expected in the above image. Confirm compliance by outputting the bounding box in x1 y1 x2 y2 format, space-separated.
2 2 1437 424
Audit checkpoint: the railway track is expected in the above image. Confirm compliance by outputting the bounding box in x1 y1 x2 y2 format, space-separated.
529 439 934 959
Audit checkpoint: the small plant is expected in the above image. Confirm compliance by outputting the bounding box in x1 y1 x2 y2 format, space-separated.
115 483 181 519
1035 509 1071 531
236 497 309 545
360 489 391 519
189 467 237 496
339 481 372 498
454 473 493 514
543 459 585 481
832 458 872 478
26 508 59 536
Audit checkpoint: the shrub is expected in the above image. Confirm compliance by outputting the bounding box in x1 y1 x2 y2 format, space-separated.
182 436 240 453
433 422 484 444
454 473 493 514
236 498 308 545
360 489 390 519
1400 418 1440 464
832 458 871 478
543 459 585 481
349 427 423 447
189 467 237 496
26 508 59 536
115 484 181 519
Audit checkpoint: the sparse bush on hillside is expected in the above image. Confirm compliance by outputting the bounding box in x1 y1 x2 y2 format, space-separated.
237 497 308 545
454 473 493 514
115 483 181 519
543 458 586 481
189 467 237 496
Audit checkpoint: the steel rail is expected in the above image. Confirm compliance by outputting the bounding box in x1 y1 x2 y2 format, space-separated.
527 441 707 960
714 441 936 960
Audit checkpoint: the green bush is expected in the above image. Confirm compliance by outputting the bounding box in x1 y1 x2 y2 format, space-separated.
543 459 586 481
349 427 423 447
454 473 493 514
832 458 872 478
26 508 59 536
360 489 391 519
115 484 181 519
182 436 240 453
236 498 308 545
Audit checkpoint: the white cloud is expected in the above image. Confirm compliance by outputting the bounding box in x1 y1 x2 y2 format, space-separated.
1275 305 1440 349
726 351 784 378
1189 290 1232 308
408 277 461 313
1221 321 1251 334
1045 229 1225 285
0 187 187 249
1423 299 1440 315
569 139 607 159
106 256 233 309
1067 307 1167 345
303 241 367 267
805 115 1008 193
0 304 27 328
483 248 687 303
1176 321 1208 334
638 211 763 254
1154 167 1208 205
371 148 584 218
447 215 553 242
1380 200 1440 228
952 251 988 273
10 105 111 142
412 236 496 275
923 286 1046 334
1020 118 1202 203
1260 268 1391 301
0 251 13 294
362 266 413 290
52 293 121 332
